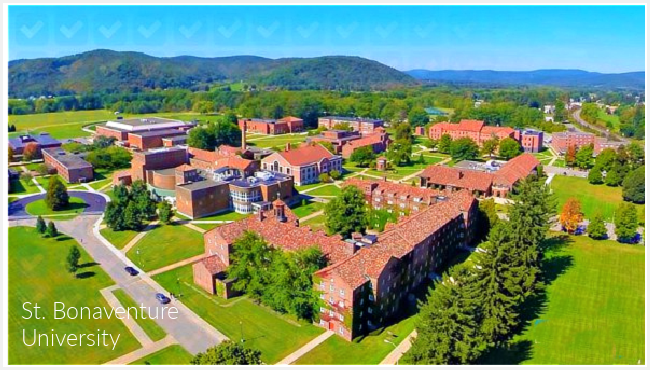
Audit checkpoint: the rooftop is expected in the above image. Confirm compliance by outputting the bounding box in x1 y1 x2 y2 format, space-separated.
322 116 383 122
42 148 92 170
8 132 61 149
176 179 226 191
107 117 184 127
272 144 338 166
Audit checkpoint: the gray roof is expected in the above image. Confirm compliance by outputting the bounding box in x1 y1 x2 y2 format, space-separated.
8 133 61 150
177 179 226 191
42 148 92 170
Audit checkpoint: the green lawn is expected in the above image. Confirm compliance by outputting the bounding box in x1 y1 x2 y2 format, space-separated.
8 227 141 364
550 175 645 222
9 179 40 195
112 289 167 342
289 199 325 218
301 214 327 232
597 110 621 131
485 234 644 365
552 159 566 168
126 224 204 272
152 265 325 364
9 196 19 203
296 182 328 192
129 345 193 365
35 174 68 189
100 227 140 249
90 178 113 190
306 185 341 197
247 133 308 148
25 197 88 219
8 110 207 140
295 317 415 364
193 211 250 222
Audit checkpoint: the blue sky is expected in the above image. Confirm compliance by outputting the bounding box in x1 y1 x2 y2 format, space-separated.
8 5 646 72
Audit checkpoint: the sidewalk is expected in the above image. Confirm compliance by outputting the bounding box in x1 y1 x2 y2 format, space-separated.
275 331 334 365
380 331 416 365
148 254 206 276
104 336 177 365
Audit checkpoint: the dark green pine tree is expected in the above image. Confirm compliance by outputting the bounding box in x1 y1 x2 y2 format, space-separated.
474 222 526 347
507 175 555 294
35 215 47 235
404 265 485 365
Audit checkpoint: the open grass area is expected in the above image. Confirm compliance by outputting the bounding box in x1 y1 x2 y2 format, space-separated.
295 317 415 364
596 110 621 131
25 196 87 219
100 227 140 249
483 234 644 365
306 185 341 197
8 227 140 364
296 182 327 192
9 179 40 195
550 175 644 222
35 174 68 189
552 159 566 168
247 133 309 148
193 210 250 222
9 196 19 203
8 110 207 140
112 289 167 342
89 178 112 190
289 199 325 218
152 265 325 364
129 345 193 365
301 214 327 232
126 224 204 272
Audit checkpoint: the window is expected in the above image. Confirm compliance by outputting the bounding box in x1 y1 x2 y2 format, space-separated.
319 294 325 300
319 282 325 289
339 313 344 321
369 295 374 302
339 327 344 334
329 296 334 304
320 320 326 326
339 289 345 297
330 284 334 292
329 310 334 317
319 307 325 313
368 307 373 314
360 298 364 306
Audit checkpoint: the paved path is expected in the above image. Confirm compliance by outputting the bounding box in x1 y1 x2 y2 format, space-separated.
31 177 45 193
122 221 160 254
299 210 325 223
100 285 154 346
9 215 227 354
543 166 588 178
8 190 107 218
276 331 334 365
104 335 177 365
380 331 416 365
148 254 206 276
178 221 207 234
545 173 555 186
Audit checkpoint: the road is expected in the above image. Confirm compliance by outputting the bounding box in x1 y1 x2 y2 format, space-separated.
9 191 107 218
9 213 226 354
571 109 628 144
542 166 588 178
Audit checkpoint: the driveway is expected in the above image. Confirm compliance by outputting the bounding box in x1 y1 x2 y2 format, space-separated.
9 215 226 354
8 190 107 218
543 166 588 178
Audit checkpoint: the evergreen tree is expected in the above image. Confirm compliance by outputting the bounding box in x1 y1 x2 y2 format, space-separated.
508 175 555 294
35 216 47 235
404 265 485 365
615 203 638 242
587 212 608 240
476 198 500 242
46 221 58 238
191 341 262 365
622 166 644 203
66 245 81 278
324 185 369 238
474 222 526 346
45 176 69 211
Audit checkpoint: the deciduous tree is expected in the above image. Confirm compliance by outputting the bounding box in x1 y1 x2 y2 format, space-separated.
450 138 479 161
22 142 40 161
615 203 638 242
45 176 69 211
438 134 452 154
587 212 608 240
349 146 375 167
588 166 603 184
36 216 47 235
191 341 262 365
622 166 644 203
565 144 576 168
497 138 521 160
325 185 369 238
559 198 583 235
66 244 81 278
575 144 594 169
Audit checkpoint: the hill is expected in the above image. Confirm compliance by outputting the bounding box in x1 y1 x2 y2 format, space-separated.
8 49 416 97
405 69 645 90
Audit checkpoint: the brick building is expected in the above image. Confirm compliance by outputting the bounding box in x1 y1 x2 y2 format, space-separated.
318 116 384 134
238 116 303 135
261 143 343 186
188 147 260 177
42 148 94 183
8 133 61 156
428 119 543 153
129 147 189 183
95 117 195 149
550 130 623 155
307 130 362 154
194 189 477 340
420 153 541 198
340 128 391 159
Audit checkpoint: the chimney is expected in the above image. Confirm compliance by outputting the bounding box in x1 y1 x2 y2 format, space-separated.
382 176 387 182
257 208 264 222
285 143 291 152
241 121 247 152
458 171 464 180
295 219 300 228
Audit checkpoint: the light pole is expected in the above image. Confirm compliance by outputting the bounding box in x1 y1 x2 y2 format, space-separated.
384 339 399 365
240 321 244 343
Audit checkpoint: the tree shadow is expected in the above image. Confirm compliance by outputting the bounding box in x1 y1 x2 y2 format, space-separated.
540 234 572 254
53 201 90 212
540 254 574 285
78 262 99 269
55 236 72 242
478 339 534 364
76 271 96 279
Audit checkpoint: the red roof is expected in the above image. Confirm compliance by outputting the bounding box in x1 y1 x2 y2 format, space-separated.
275 144 336 166
196 255 227 275
189 147 257 172
420 166 494 192
218 145 242 156
175 164 194 172
280 116 303 122
493 153 540 187
457 119 485 132
343 132 389 150
481 125 514 135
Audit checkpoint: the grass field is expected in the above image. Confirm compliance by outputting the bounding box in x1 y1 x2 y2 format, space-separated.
25 197 87 219
301 214 327 232
597 110 621 131
289 199 325 218
8 227 140 364
112 289 167 342
89 178 113 190
126 224 204 272
295 317 415 364
192 211 250 222
99 227 140 249
306 185 341 197
129 345 193 365
152 265 325 364
247 133 309 148
484 234 644 365
8 110 207 139
296 182 328 192
35 174 68 188
550 175 645 222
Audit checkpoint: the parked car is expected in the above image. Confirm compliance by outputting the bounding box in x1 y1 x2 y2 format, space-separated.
155 293 171 304
124 266 138 276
